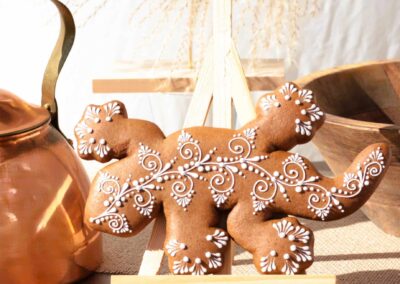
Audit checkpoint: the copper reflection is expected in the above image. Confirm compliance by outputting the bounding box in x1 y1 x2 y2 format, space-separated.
0 124 102 283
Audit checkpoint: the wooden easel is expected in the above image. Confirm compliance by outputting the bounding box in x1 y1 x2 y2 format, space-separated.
138 0 256 275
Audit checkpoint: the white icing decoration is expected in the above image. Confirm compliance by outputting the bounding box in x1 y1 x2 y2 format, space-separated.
291 245 312 262
261 95 281 111
104 102 121 121
267 220 312 275
94 138 110 158
288 226 310 243
78 139 94 155
279 82 298 100
189 258 207 275
88 123 385 232
243 127 257 140
85 106 101 123
282 255 299 275
166 239 186 257
206 229 228 249
173 257 190 274
260 251 277 272
251 147 385 220
273 219 294 239
305 104 324 122
298 89 313 103
75 121 92 138
295 119 312 136
205 252 222 269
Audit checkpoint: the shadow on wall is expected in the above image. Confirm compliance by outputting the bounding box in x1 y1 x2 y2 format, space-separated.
338 269 400 284
301 210 369 232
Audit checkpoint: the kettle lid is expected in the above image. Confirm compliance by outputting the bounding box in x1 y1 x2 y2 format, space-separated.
0 89 50 137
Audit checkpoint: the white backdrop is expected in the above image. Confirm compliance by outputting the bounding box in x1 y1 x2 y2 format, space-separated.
1 0 399 176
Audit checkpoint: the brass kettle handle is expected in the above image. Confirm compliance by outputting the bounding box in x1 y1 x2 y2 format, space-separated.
42 0 75 139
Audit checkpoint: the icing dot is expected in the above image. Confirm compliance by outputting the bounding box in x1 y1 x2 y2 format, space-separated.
206 235 212 241
288 235 295 241
205 252 211 258
183 256 189 263
283 253 290 260
103 200 110 207
278 232 286 238
89 137 96 144
195 258 202 264
179 243 186 250
290 245 297 251
105 116 112 122
270 250 277 257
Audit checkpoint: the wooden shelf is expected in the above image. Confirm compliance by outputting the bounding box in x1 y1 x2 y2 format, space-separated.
92 59 284 93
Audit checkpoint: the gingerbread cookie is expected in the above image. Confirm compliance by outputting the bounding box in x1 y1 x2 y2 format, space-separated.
75 82 390 275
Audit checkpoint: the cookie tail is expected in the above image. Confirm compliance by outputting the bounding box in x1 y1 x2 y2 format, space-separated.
321 143 391 220
270 143 390 221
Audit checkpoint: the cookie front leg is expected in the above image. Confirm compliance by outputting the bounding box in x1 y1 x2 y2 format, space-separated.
164 216 230 275
228 202 314 275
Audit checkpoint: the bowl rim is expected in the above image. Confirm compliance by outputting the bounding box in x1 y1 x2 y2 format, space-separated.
295 60 400 131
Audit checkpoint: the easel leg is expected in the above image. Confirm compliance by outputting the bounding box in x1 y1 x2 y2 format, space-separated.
138 215 166 275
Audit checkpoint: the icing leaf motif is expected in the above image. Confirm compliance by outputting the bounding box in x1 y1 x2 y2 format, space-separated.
281 256 299 275
173 258 190 274
305 104 324 122
260 253 277 273
298 89 313 103
85 106 101 123
104 102 121 121
273 220 294 238
205 252 222 269
95 139 110 158
178 130 192 144
189 259 207 275
206 229 228 249
288 226 310 243
166 239 186 257
292 245 312 262
78 139 93 155
295 119 312 136
261 95 280 111
243 128 257 140
279 82 298 100
75 121 92 138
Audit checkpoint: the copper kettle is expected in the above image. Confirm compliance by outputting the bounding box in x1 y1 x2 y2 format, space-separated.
0 1 102 283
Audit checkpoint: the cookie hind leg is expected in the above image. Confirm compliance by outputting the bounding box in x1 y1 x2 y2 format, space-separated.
227 202 314 275
165 225 230 275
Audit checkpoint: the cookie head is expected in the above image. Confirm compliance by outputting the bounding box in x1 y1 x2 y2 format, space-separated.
256 82 325 149
74 101 128 162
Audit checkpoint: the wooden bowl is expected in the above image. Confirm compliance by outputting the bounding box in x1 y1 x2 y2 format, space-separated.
296 61 400 236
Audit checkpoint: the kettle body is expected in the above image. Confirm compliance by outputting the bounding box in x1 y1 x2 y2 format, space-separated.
0 118 102 283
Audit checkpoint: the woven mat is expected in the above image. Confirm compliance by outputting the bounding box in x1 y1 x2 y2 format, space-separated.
82 210 400 284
